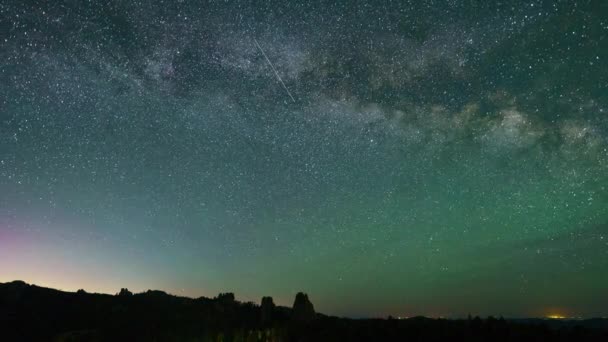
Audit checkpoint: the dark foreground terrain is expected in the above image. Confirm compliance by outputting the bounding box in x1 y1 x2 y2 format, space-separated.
1 281 606 341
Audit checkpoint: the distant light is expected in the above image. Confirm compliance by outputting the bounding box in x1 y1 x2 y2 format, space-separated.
547 314 566 319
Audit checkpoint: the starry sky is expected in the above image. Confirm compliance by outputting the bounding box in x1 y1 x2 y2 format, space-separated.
1 0 608 318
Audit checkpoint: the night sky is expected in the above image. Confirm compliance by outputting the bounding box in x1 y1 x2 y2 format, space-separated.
1 0 607 318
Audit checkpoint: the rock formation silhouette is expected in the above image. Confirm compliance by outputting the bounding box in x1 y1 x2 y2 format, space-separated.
260 296 275 323
292 292 315 322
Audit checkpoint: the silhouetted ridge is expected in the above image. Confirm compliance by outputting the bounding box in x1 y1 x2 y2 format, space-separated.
1 281 606 341
141 289 169 297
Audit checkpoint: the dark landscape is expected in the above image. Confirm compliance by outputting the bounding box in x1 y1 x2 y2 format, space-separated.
2 1 608 341
1 281 607 341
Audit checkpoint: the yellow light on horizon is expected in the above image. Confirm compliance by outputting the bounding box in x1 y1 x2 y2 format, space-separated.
547 314 566 319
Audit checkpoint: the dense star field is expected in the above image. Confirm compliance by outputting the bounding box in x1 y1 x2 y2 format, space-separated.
1 1 607 318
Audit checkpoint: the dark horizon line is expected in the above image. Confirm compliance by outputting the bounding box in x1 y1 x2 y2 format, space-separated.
3 279 606 321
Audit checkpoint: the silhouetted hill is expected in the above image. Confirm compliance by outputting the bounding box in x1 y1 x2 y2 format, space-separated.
0 281 606 341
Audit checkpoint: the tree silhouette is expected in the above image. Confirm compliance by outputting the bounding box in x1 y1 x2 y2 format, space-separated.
216 292 235 303
117 288 133 297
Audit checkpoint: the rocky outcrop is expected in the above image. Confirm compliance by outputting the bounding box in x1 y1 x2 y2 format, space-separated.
292 292 315 322
261 296 275 323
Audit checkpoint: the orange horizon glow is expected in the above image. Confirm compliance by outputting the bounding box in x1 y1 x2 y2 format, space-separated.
546 314 566 319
